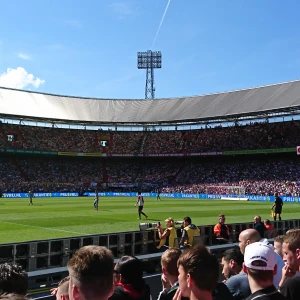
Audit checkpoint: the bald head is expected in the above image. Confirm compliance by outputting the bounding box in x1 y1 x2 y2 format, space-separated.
238 229 261 254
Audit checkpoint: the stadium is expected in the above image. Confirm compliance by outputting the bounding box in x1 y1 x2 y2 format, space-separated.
2 0 300 299
1 80 300 297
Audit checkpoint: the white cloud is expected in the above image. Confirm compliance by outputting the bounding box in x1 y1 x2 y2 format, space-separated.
18 53 31 60
0 67 45 89
111 3 134 18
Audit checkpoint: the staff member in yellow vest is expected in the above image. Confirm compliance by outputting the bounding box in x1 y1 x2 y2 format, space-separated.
179 216 200 249
157 218 177 252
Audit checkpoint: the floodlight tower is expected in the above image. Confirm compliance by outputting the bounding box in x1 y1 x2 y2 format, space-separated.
137 50 162 99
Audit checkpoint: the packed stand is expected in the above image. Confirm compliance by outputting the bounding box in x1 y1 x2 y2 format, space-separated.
106 161 140 183
162 157 300 196
142 131 183 154
0 120 300 155
110 132 144 154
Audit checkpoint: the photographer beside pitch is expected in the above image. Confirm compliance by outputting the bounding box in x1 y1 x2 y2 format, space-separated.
179 216 200 249
156 218 177 252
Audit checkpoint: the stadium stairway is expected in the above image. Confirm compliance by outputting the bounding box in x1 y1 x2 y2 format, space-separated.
11 156 29 181
16 127 24 143
171 164 185 184
137 131 148 154
102 159 108 182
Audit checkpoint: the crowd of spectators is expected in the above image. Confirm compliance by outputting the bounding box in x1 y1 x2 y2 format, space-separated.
110 132 144 154
1 155 300 196
1 120 300 195
1 120 300 154
0 157 103 193
161 157 300 196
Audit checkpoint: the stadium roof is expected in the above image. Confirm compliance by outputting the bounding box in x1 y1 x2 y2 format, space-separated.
1 80 300 126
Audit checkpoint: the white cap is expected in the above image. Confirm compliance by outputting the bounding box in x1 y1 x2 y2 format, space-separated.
244 242 276 271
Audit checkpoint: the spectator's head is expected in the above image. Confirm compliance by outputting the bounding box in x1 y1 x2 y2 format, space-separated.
56 276 69 300
183 217 191 226
0 262 28 295
238 229 261 254
253 216 261 224
282 231 300 273
0 294 28 300
221 247 244 279
286 228 300 234
274 235 284 258
165 217 175 228
177 245 219 298
264 219 271 226
218 214 226 224
161 248 182 282
67 246 114 300
114 256 144 288
243 242 277 286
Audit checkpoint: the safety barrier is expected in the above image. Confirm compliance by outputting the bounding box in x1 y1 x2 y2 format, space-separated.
1 219 298 277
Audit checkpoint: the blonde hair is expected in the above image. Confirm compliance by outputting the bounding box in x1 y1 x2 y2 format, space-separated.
165 218 175 227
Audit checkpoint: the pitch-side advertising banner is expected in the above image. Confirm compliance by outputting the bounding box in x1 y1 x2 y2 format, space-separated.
2 192 299 202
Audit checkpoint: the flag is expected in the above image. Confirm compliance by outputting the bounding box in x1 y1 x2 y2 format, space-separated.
297 146 300 155
270 210 275 218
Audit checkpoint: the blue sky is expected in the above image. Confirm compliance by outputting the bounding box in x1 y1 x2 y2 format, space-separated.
0 0 300 99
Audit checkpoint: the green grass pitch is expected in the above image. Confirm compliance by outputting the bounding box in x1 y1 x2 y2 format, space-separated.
0 196 298 244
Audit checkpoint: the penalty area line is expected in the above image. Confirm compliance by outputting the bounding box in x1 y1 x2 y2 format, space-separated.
0 221 89 236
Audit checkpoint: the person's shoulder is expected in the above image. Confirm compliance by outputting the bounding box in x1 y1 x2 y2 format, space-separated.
109 285 126 300
226 272 248 285
274 252 285 267
213 282 234 300
282 275 300 287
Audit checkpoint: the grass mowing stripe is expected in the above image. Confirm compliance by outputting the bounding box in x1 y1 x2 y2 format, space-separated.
0 220 89 235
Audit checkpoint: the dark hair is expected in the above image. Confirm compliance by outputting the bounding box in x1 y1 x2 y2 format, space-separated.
177 245 219 292
283 231 300 252
183 217 191 224
115 256 145 291
0 263 28 295
247 260 273 282
222 247 244 267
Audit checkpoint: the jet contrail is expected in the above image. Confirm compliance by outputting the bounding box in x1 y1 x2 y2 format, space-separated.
151 0 171 49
